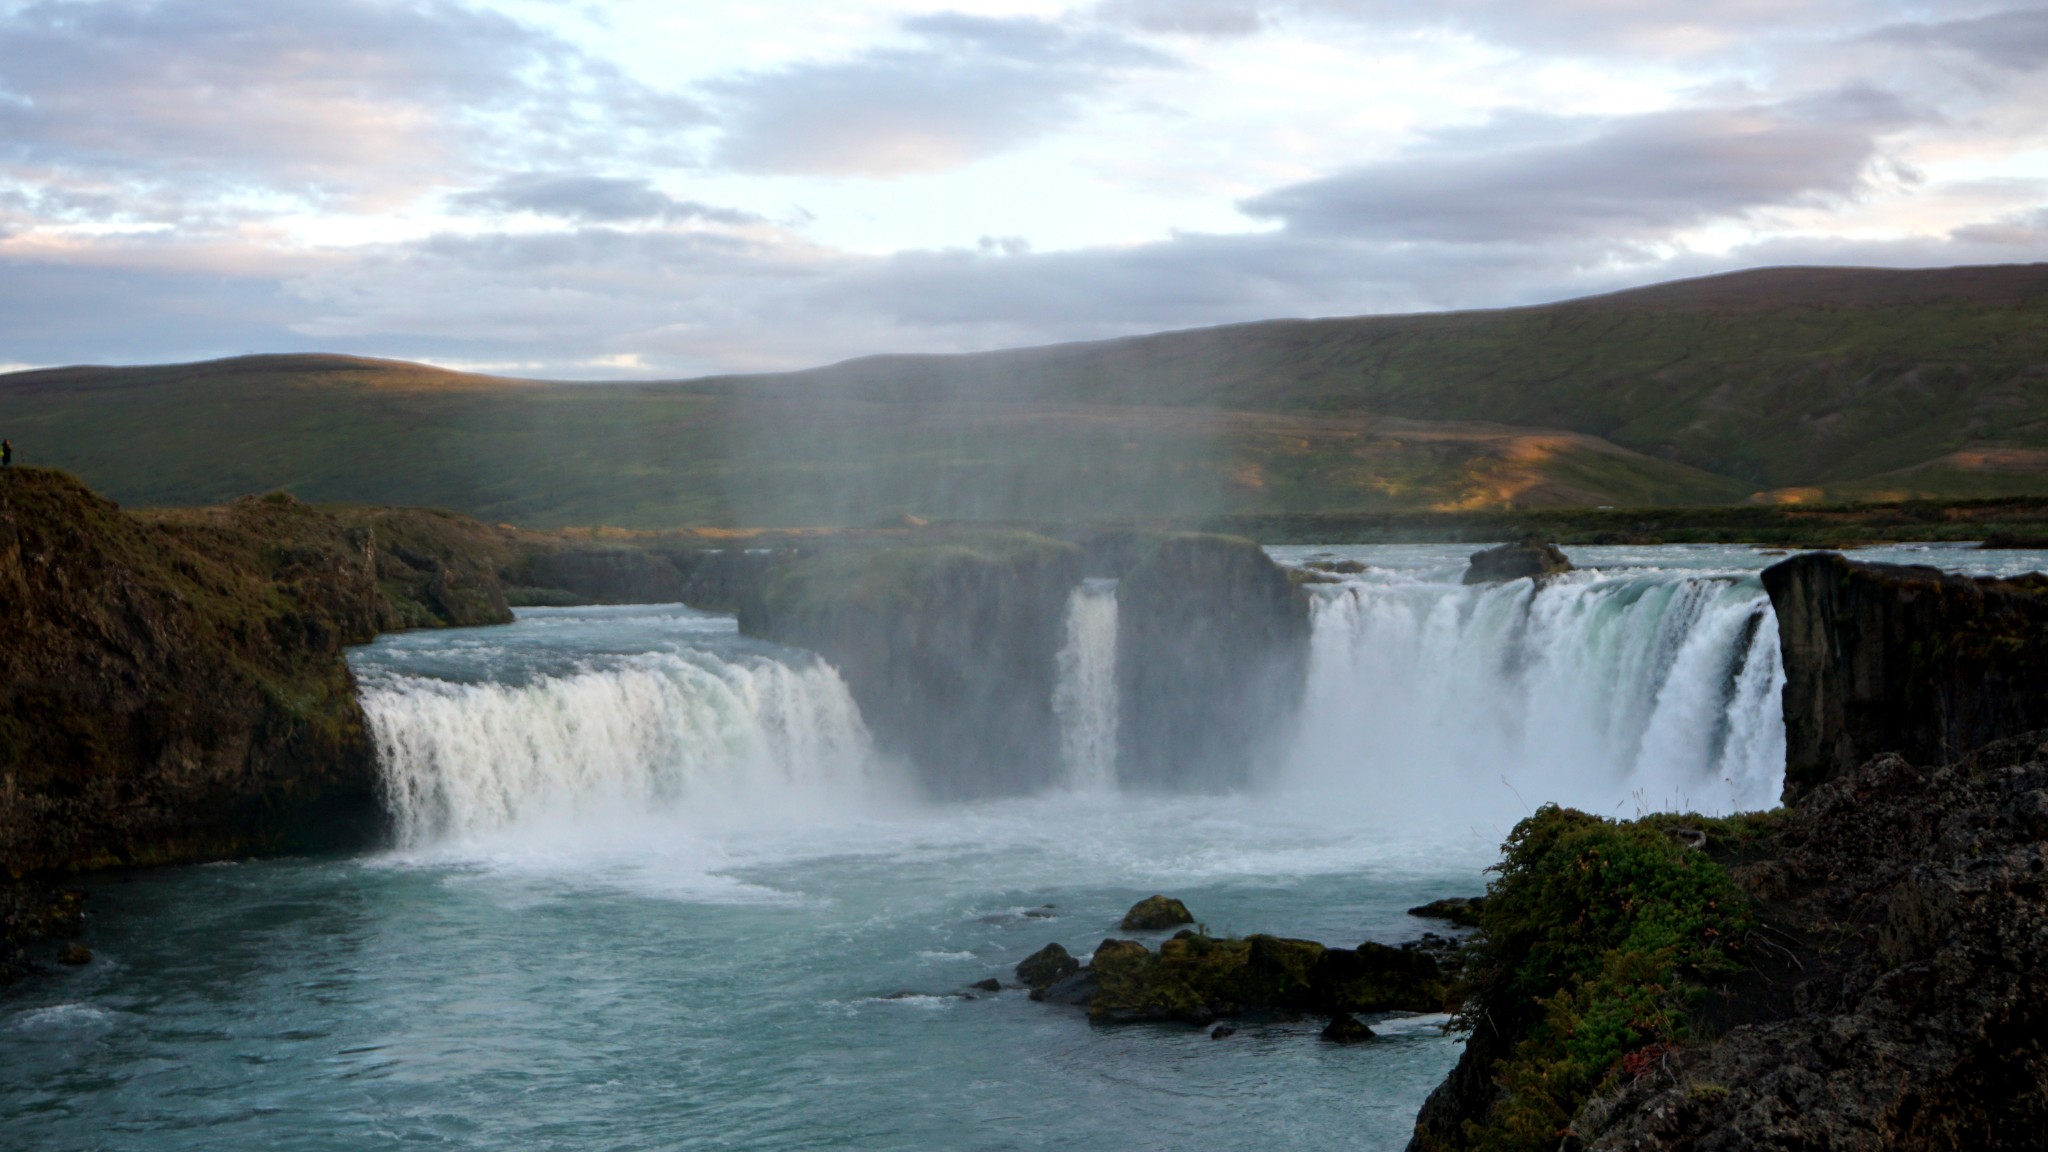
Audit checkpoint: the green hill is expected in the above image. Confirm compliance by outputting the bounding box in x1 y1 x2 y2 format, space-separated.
4 263 2046 528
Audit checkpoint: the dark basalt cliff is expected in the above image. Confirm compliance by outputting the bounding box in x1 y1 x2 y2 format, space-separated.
739 533 1084 797
0 469 516 982
1115 534 1309 790
1762 551 2048 800
1566 736 2048 1150
737 530 1311 795
1408 736 2048 1151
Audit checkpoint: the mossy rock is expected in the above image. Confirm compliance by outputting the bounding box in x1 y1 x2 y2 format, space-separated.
1120 894 1195 931
1016 942 1080 989
1409 896 1486 927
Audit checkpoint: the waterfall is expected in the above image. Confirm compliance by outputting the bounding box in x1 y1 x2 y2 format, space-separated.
1052 578 1119 790
359 648 884 847
1286 570 1785 818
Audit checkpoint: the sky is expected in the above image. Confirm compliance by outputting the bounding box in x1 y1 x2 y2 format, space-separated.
1 0 2046 377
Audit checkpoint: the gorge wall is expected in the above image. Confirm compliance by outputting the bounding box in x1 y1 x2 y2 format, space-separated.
1115 534 1310 790
0 470 521 980
738 529 1312 795
1763 551 2048 799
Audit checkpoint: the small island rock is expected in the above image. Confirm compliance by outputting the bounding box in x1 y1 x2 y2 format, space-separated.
1016 942 1080 989
1462 537 1574 585
1120 895 1195 931
1320 1013 1376 1043
1408 896 1486 927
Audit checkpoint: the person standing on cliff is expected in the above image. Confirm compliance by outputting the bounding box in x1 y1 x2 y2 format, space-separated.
2 439 11 467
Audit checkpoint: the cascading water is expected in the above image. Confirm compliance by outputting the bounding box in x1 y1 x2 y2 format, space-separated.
1282 560 1785 820
1051 578 1119 790
352 607 887 847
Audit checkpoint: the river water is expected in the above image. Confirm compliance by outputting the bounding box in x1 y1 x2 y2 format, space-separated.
6 542 2043 1151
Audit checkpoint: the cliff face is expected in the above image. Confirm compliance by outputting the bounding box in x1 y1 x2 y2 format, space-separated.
739 534 1084 797
1762 551 2048 799
1574 736 2048 1150
0 470 517 981
1409 735 2048 1151
1115 534 1310 790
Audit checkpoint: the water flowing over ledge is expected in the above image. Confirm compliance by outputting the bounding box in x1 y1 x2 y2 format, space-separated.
1285 565 1785 817
355 615 885 847
351 553 1791 855
1052 578 1119 791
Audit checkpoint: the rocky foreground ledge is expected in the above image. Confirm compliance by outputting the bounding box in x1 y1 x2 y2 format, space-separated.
1410 735 2048 1151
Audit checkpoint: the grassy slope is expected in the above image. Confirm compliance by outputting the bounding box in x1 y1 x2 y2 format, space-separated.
753 263 2048 494
3 264 2044 527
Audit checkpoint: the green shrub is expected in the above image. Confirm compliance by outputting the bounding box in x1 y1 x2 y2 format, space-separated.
1457 805 1754 1151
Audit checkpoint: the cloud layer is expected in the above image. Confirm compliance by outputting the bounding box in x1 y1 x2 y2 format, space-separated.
0 0 2045 375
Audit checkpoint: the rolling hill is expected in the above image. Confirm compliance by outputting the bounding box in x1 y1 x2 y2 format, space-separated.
3 263 2045 528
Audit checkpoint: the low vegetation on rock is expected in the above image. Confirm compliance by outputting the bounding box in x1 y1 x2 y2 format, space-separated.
1413 806 1756 1152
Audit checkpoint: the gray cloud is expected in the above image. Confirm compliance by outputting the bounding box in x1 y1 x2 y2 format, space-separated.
1098 0 2010 57
707 14 1170 177
1241 95 1910 244
451 175 760 225
1868 6 2048 71
1095 0 1265 38
0 0 700 207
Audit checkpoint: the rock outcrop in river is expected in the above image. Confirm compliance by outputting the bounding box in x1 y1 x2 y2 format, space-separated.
1461 537 1574 585
739 532 1084 796
1763 551 2048 799
0 469 522 981
1114 534 1310 790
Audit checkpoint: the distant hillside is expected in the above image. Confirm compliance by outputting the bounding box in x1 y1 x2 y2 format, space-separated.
3 263 2045 528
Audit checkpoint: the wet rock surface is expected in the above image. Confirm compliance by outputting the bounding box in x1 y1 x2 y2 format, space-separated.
1017 942 1080 990
1119 895 1194 931
1115 534 1310 790
739 532 1084 797
1764 551 2048 800
1407 897 1485 927
1461 537 1574 585
1024 900 1449 1031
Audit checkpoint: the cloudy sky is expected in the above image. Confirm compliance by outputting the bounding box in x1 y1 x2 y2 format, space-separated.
2 0 2046 376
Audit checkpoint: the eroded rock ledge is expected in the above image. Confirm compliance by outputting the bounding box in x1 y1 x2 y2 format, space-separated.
0 469 529 983
1763 551 2048 801
1408 736 2048 1151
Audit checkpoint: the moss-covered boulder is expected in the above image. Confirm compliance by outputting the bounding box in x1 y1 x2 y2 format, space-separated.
1120 895 1195 931
1083 929 1446 1025
1016 942 1080 989
1408 896 1486 927
739 532 1083 796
